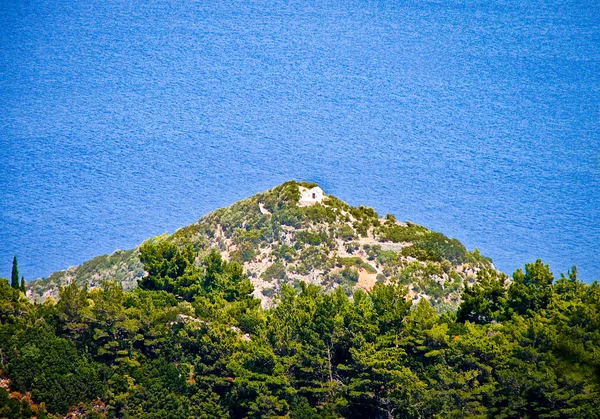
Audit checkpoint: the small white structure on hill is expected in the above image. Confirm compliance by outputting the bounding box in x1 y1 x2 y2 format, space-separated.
298 186 325 207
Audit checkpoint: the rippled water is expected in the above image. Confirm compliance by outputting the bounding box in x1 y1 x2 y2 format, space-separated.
1 0 599 281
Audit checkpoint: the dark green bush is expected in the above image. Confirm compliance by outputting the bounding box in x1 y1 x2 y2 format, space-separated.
261 262 287 282
272 245 297 262
337 257 377 274
401 234 468 264
336 225 356 241
300 204 338 224
296 231 325 246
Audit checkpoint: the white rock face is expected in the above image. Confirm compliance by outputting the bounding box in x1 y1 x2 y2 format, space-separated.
298 186 325 207
258 202 272 215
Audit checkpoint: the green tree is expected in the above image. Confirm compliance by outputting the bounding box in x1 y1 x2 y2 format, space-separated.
4 244 600 417
507 259 554 316
457 268 508 324
11 255 19 289
138 240 196 292
9 325 106 414
56 282 94 342
20 277 26 293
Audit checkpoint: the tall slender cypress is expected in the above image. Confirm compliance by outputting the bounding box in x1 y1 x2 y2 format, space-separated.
11 256 19 289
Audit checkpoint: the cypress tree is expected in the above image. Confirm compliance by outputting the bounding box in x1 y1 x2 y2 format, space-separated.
11 255 19 289
20 276 26 293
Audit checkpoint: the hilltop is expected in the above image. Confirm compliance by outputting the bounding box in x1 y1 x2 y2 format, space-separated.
28 181 492 310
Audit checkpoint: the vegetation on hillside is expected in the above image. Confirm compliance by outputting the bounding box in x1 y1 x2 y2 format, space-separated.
28 249 144 301
1 245 599 418
28 181 493 311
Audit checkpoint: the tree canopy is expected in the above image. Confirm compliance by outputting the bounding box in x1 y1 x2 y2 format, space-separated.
1 248 599 418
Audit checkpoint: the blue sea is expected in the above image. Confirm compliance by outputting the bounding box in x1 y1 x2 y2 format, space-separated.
1 0 599 282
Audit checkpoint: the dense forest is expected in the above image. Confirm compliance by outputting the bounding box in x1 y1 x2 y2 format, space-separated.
1 241 599 418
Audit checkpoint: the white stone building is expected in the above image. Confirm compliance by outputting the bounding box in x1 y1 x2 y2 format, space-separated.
298 186 325 206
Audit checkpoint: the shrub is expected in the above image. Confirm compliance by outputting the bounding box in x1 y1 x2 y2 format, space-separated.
345 242 360 254
300 204 337 224
274 209 302 228
336 225 356 241
377 250 401 267
272 245 297 262
261 262 287 282
466 248 493 265
230 243 257 263
296 231 325 246
401 234 468 264
233 229 263 245
354 219 372 237
362 244 382 260
341 267 359 284
337 257 377 274
296 246 329 271
170 223 209 248
378 223 429 243
349 205 378 222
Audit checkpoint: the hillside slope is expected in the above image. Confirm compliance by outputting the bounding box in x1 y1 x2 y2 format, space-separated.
28 181 492 310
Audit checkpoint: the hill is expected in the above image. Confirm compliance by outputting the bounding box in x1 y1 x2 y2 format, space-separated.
28 181 492 310
2 181 599 418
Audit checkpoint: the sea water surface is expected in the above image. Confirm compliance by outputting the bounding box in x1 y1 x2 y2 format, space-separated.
1 0 599 282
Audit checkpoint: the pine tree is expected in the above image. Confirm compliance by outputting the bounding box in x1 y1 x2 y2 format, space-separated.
20 277 26 293
11 255 19 289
